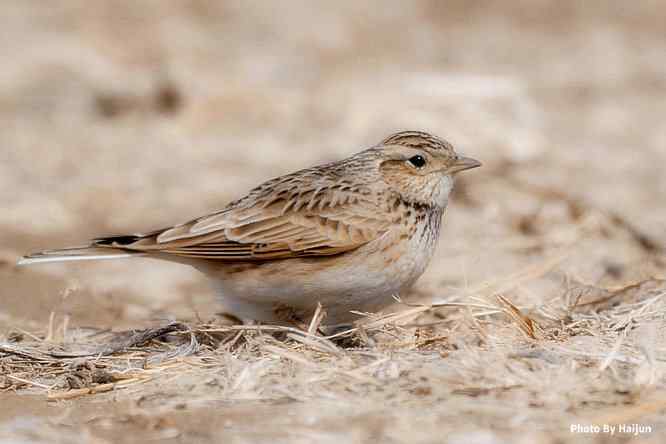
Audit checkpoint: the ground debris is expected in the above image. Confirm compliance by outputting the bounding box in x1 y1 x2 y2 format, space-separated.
64 360 115 389
568 279 666 313
47 321 194 358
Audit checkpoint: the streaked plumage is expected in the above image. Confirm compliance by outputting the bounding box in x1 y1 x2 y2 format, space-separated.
19 131 481 325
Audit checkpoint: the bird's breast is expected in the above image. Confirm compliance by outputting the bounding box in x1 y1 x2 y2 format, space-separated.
383 205 443 287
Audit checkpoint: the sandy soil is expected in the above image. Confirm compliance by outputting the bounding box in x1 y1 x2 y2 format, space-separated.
1 1 665 443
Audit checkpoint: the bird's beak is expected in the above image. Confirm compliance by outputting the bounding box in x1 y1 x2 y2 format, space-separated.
446 156 482 174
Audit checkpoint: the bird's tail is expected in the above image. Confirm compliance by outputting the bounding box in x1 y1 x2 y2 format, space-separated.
17 246 145 266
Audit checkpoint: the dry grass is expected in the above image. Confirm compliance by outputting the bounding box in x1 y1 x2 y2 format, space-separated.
2 272 666 442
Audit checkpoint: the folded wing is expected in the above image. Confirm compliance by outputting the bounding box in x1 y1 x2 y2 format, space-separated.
94 178 392 261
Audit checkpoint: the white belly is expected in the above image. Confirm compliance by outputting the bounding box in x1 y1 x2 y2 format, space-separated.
197 220 441 325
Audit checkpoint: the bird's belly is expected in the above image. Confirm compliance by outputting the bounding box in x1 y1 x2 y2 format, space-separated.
201 233 437 323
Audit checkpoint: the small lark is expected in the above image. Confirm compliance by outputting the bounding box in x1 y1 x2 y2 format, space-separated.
19 131 480 325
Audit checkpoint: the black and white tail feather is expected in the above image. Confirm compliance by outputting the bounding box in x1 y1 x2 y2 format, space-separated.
17 238 147 266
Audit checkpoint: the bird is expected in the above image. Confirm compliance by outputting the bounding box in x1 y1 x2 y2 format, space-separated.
19 131 481 326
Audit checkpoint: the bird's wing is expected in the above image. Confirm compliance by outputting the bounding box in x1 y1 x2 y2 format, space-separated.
95 179 393 261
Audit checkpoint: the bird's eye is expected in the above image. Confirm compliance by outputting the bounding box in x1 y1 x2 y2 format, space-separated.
407 155 427 169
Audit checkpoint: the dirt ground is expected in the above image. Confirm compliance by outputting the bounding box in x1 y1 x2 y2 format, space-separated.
1 1 665 443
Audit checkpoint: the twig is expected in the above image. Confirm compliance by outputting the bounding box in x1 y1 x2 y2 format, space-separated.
48 322 189 358
307 303 326 335
0 343 54 361
47 382 117 400
6 374 52 390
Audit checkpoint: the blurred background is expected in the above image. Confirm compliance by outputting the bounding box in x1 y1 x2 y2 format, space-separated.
1 0 665 329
